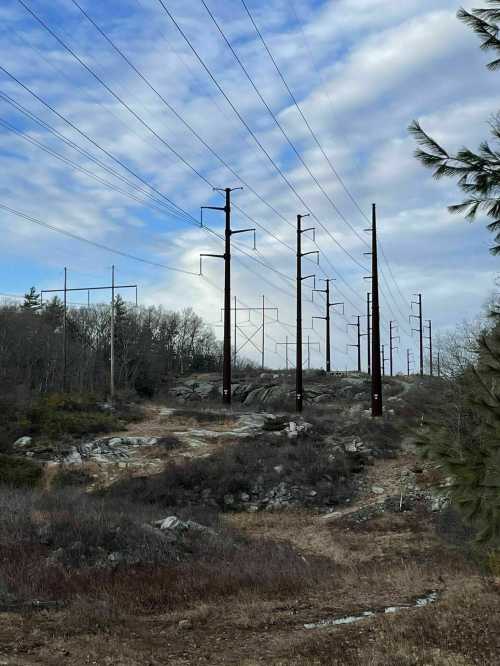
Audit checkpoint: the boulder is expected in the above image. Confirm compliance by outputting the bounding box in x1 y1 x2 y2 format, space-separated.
13 436 32 449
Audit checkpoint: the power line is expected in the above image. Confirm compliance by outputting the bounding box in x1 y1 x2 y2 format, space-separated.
239 0 369 246
155 0 368 273
0 202 199 275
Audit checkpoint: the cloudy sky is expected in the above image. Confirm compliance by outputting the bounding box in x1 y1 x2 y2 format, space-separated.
0 0 497 371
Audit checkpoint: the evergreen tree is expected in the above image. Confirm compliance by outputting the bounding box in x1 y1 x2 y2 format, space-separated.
409 3 500 253
419 315 500 544
42 296 64 328
22 287 41 311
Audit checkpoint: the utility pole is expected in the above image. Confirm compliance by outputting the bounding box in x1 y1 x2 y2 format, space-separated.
312 279 343 372
219 297 278 369
262 295 265 369
200 187 255 404
296 214 318 412
437 351 441 377
276 339 320 373
381 344 387 376
110 265 115 400
348 315 362 373
367 204 383 416
410 294 424 376
389 321 400 377
366 293 371 375
41 271 137 395
276 337 291 370
63 266 68 392
406 349 414 377
425 319 433 376
233 295 237 366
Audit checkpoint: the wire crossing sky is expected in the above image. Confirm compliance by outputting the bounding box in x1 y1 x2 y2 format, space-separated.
0 0 497 370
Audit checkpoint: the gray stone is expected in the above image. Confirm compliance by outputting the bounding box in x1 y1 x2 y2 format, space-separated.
64 447 82 465
371 485 385 495
13 436 32 449
240 492 250 502
273 464 284 475
178 619 193 630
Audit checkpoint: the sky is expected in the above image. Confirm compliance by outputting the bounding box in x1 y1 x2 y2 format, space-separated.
0 0 498 372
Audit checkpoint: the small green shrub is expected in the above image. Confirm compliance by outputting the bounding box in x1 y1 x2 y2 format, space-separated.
0 454 42 488
26 394 126 439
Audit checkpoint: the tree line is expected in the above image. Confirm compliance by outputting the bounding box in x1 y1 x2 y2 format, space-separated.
0 288 221 398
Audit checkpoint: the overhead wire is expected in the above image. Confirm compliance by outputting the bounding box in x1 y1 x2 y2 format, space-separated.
155 0 369 274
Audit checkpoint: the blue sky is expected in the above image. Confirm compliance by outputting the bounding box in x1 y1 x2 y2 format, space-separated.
0 0 498 371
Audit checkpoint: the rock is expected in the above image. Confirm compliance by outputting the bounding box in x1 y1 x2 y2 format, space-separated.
107 551 124 564
240 492 250 502
64 447 82 464
431 495 449 512
224 494 235 507
178 619 193 630
156 516 186 531
371 485 385 495
13 436 32 449
273 464 284 475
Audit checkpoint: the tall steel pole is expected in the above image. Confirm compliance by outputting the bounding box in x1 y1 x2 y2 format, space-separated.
233 294 237 366
296 214 317 412
325 280 331 372
261 294 265 370
428 320 433 376
296 214 303 412
63 266 67 392
419 294 423 376
110 265 115 400
389 321 399 377
371 204 383 416
367 292 371 375
313 278 339 373
223 188 232 403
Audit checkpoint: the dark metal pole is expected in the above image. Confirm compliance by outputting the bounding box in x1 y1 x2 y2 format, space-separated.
428 320 433 376
326 279 331 373
407 349 410 377
63 266 67 392
261 294 265 370
357 315 361 373
371 204 383 416
286 335 289 371
367 292 371 376
110 265 115 400
437 351 441 377
419 294 423 376
389 321 394 377
233 295 237 367
381 345 386 376
223 188 232 404
307 335 310 370
296 214 303 412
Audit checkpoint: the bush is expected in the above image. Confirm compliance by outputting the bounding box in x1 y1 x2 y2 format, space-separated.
0 454 42 488
23 394 130 440
52 467 94 488
108 434 355 509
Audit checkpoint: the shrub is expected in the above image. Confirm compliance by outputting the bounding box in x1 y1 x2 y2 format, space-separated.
0 454 42 488
52 467 94 488
108 434 355 509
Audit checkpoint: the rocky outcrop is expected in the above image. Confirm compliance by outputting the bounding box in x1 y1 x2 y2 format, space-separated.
167 375 372 407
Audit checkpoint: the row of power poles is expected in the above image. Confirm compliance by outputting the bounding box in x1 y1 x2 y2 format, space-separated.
200 188 439 418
